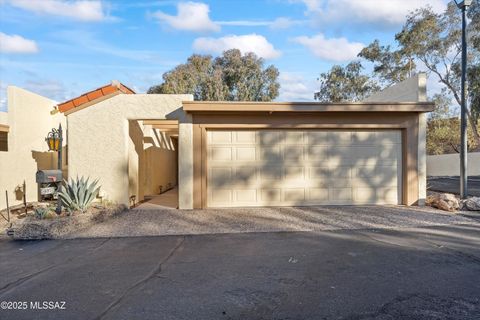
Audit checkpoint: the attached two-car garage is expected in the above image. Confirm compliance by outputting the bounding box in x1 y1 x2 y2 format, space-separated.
185 101 433 209
207 129 402 207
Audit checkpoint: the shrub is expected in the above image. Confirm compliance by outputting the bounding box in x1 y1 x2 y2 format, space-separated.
58 177 100 214
34 207 52 220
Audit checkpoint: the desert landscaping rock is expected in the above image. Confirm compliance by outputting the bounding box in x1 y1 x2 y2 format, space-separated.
67 205 480 239
426 192 460 212
8 205 127 240
461 197 480 211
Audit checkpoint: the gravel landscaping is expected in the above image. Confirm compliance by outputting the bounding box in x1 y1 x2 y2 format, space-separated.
67 205 480 239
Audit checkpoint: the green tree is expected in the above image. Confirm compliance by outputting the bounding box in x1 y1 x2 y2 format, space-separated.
427 93 479 154
148 49 280 101
358 1 480 143
314 61 380 102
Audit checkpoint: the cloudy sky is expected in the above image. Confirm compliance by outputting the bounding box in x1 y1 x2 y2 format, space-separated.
0 0 449 111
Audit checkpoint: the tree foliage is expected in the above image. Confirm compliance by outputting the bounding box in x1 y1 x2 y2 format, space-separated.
148 49 280 101
427 118 479 155
314 61 380 102
358 1 480 144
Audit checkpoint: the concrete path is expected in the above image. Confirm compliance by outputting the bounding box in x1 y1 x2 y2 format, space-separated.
428 176 480 197
136 188 178 210
1 224 480 319
69 205 479 239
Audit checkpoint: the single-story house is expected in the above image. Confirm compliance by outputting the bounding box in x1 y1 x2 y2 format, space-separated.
0 74 433 210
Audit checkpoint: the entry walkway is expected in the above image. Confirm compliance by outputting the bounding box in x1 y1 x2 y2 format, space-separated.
136 187 178 209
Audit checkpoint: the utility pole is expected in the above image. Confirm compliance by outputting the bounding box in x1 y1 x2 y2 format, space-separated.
455 0 471 199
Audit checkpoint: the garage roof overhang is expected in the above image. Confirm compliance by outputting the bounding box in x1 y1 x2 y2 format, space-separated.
182 101 435 113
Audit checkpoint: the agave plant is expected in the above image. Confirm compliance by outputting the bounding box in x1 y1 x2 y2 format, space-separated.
58 176 100 213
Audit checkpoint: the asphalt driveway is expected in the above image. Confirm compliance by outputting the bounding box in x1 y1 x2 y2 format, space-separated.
1 223 480 319
428 176 480 197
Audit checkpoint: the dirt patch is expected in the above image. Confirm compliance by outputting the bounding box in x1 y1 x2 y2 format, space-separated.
8 205 127 240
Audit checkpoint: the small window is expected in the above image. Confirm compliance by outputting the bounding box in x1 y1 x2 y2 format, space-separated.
0 131 7 151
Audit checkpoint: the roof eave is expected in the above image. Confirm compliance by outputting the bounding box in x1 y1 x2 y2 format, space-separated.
182 101 435 113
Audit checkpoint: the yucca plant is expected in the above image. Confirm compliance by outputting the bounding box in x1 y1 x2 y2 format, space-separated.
58 176 100 213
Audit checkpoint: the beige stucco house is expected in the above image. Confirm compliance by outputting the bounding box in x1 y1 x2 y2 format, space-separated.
0 75 433 211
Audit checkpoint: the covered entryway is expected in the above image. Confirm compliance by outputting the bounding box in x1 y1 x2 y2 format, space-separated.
207 129 402 207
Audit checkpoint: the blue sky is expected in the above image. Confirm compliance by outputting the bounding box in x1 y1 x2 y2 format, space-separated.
0 0 450 111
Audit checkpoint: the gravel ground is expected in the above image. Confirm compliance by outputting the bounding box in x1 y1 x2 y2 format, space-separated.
67 205 480 239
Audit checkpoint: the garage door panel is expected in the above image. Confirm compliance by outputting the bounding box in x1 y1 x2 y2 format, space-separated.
260 166 283 181
308 188 329 202
235 131 256 143
234 189 257 202
234 167 257 184
283 146 305 161
283 131 304 144
235 147 257 161
209 147 232 161
210 189 232 205
207 129 402 207
329 131 353 145
284 166 305 181
209 131 232 143
261 189 281 202
260 146 282 160
259 131 282 145
307 146 329 161
330 188 353 201
307 131 329 145
284 189 306 202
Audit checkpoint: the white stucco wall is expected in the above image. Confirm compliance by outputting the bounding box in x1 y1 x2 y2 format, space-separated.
0 86 65 210
363 73 427 103
67 94 193 207
143 127 178 196
427 153 480 176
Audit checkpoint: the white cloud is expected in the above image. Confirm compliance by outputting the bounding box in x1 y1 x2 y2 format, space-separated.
152 2 220 32
270 17 303 30
216 17 304 29
0 32 38 54
293 33 364 62
193 34 281 59
295 0 446 26
278 72 316 101
6 0 110 22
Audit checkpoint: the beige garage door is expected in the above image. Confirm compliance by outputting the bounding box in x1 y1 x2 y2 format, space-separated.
207 130 402 207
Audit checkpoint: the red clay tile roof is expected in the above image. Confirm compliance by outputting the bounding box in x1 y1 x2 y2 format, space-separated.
57 80 135 113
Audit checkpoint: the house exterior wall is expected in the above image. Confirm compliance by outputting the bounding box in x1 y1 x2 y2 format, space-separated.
143 128 178 196
427 152 480 176
0 86 65 210
0 112 8 125
363 73 427 103
67 94 193 207
364 73 428 204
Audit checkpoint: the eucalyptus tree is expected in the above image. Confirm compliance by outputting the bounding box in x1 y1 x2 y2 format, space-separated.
148 49 280 101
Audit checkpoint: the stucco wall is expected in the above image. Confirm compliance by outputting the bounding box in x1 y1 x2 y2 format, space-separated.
144 129 177 196
364 74 429 205
67 94 192 207
0 112 7 125
0 86 65 210
427 153 480 176
363 73 427 103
